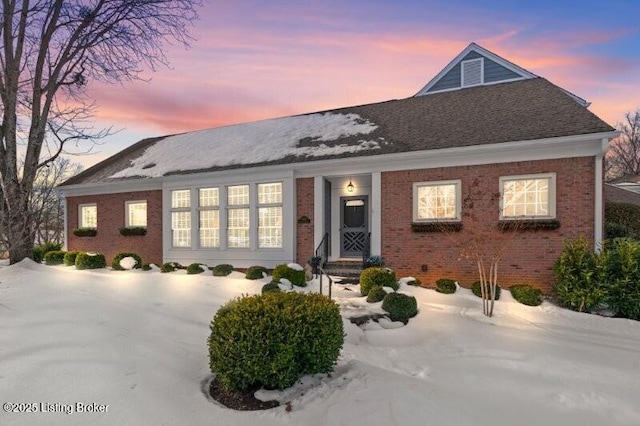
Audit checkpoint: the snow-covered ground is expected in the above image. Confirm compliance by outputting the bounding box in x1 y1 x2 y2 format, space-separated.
1 260 639 426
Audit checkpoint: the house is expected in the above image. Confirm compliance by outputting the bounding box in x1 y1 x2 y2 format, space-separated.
58 43 616 291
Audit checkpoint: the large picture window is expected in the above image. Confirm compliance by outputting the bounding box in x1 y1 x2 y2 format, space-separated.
258 182 283 248
413 180 461 222
79 204 97 228
500 173 556 219
199 188 219 248
227 185 250 248
171 190 191 247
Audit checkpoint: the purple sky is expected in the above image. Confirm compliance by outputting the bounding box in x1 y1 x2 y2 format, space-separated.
75 0 640 168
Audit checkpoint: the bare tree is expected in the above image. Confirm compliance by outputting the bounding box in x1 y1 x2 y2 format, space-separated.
0 0 202 263
606 110 640 180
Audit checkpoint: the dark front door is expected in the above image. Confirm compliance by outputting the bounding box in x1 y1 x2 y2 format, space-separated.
340 196 368 257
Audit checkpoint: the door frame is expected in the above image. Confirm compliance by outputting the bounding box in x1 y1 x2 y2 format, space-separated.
339 195 369 258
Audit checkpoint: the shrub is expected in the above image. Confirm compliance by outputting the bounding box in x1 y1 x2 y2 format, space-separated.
360 267 398 296
272 264 306 287
366 285 386 303
553 237 606 313
187 263 205 274
382 293 418 322
111 252 142 270
73 228 97 237
32 242 62 263
212 263 234 276
160 262 177 273
436 278 457 294
471 281 501 300
245 265 269 280
605 222 635 239
602 238 640 320
208 292 344 391
510 285 543 306
364 255 384 268
44 250 66 265
261 282 281 294
406 278 422 287
75 252 106 270
63 251 80 266
605 202 640 239
118 226 147 236
142 263 152 271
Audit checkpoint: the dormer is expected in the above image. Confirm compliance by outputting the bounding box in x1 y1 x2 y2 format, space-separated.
415 42 537 96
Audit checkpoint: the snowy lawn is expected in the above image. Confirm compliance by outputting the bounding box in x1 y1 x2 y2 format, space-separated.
1 260 639 426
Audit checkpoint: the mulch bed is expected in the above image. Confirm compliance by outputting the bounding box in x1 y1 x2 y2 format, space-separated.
209 377 279 411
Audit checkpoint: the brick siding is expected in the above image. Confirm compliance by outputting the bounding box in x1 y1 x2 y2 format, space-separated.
296 178 314 265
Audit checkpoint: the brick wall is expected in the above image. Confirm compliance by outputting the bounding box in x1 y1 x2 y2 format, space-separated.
66 190 163 265
296 178 314 265
381 157 596 292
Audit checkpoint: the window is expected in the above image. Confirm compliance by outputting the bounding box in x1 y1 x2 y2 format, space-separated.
171 190 191 247
257 183 283 248
227 185 250 248
500 173 556 219
79 204 97 228
199 188 219 248
125 201 147 227
413 180 461 222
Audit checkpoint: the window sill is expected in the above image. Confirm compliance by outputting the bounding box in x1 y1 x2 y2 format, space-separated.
498 219 560 231
411 222 462 233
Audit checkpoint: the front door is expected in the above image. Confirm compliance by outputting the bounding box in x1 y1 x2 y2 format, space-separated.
340 196 368 257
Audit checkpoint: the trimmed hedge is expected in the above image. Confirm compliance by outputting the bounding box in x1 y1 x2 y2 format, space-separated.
471 281 501 300
605 202 640 239
245 265 268 280
75 252 106 270
272 264 306 287
261 282 281 294
436 278 457 294
44 250 66 265
111 252 142 270
208 292 344 391
64 251 81 266
32 242 62 263
382 293 418 322
187 263 205 274
366 285 387 303
212 264 234 277
510 285 543 306
360 267 398 296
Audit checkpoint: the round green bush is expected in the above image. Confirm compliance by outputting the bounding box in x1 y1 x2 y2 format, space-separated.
261 282 281 294
245 265 269 280
186 263 205 274
381 292 418 322
208 292 344 391
64 251 80 266
366 285 387 303
44 250 66 265
32 242 62 263
160 262 177 273
510 285 543 306
75 252 106 270
471 281 501 300
436 278 457 294
360 267 398 296
142 263 152 271
212 263 234 276
272 264 306 287
111 252 142 270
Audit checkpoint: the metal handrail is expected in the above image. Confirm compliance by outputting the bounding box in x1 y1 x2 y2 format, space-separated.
317 266 333 299
314 232 329 269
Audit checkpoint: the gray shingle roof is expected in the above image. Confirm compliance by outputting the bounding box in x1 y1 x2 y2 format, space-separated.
61 77 614 186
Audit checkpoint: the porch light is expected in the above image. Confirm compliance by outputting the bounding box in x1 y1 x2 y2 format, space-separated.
346 179 354 193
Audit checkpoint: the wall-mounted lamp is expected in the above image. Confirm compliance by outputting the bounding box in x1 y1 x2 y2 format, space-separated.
346 179 355 193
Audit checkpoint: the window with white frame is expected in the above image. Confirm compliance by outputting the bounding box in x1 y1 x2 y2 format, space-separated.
413 180 461 222
227 185 250 248
199 188 219 248
171 190 191 247
79 204 97 228
125 201 147 227
258 182 283 248
500 173 556 219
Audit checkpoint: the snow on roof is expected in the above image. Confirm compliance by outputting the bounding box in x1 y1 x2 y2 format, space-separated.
110 112 380 179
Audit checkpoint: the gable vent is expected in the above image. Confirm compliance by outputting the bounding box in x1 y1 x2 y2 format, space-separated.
461 58 483 87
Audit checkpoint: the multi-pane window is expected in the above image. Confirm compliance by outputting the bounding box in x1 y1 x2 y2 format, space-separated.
199 188 219 248
126 201 147 227
79 204 97 228
227 185 250 248
171 190 191 247
500 174 555 219
258 183 282 248
413 181 461 221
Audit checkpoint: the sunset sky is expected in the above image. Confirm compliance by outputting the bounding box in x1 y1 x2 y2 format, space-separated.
76 0 640 169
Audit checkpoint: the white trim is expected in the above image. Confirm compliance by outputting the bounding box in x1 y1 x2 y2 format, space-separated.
124 200 147 227
59 179 161 197
424 77 527 95
77 203 97 228
371 172 382 256
313 176 325 254
412 180 462 222
62 196 68 251
594 137 609 250
498 173 556 220
461 58 484 88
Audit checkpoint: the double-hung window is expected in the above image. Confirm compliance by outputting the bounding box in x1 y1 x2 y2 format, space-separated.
500 173 556 219
199 188 220 248
171 190 191 247
227 185 250 248
257 182 283 248
79 204 97 228
125 201 147 227
413 180 462 222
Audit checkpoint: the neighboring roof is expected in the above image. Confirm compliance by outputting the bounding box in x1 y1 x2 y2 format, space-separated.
61 77 614 186
605 184 640 206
